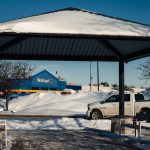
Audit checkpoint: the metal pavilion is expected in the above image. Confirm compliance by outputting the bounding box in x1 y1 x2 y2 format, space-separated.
0 7 150 116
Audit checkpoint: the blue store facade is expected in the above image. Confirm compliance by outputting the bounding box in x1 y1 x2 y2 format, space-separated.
13 70 67 91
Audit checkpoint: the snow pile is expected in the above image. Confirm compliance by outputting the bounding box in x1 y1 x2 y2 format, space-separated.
9 91 110 115
9 89 150 115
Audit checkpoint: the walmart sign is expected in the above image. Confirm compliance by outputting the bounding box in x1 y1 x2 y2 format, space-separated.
37 78 54 84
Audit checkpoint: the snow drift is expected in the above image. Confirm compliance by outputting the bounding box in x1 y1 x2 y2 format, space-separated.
9 91 110 115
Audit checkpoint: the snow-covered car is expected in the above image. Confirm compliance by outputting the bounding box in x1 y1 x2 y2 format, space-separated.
87 93 150 120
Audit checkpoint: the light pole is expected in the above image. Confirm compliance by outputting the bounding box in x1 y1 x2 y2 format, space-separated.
90 61 92 91
97 61 99 91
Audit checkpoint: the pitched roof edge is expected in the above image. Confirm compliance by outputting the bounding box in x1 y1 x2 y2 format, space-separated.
0 7 150 28
31 70 58 81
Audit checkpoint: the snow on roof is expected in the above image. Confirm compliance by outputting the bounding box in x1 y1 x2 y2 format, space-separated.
0 7 150 37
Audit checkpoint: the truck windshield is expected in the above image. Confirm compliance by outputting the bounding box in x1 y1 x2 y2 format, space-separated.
135 94 144 101
105 95 119 102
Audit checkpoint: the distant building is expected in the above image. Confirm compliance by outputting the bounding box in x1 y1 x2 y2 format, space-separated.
12 70 67 91
66 85 81 91
82 85 112 92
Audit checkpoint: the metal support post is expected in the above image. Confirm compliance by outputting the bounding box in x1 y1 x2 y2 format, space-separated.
119 60 124 117
138 122 141 143
133 119 137 137
6 93 10 111
119 119 122 136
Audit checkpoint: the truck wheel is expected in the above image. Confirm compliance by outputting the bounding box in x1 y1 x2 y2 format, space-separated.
90 110 103 120
138 109 150 121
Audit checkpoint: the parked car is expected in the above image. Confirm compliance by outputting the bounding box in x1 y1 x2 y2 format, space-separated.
9 94 19 100
87 92 150 120
61 89 76 95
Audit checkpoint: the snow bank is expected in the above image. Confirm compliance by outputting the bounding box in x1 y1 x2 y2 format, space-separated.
9 91 111 115
7 89 150 115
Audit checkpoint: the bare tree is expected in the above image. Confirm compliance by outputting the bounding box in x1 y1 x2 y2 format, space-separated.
137 57 150 84
100 82 109 87
0 60 34 110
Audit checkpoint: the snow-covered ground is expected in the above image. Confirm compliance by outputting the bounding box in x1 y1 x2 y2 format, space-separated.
0 90 112 131
1 90 113 131
0 90 150 149
1 118 111 131
1 89 150 131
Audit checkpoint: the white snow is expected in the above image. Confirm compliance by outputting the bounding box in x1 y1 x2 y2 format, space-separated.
7 89 150 115
0 118 111 130
1 89 150 150
0 90 112 130
0 9 150 37
9 91 110 115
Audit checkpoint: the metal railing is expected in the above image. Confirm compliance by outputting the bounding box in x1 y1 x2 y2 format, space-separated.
0 120 8 149
119 119 150 143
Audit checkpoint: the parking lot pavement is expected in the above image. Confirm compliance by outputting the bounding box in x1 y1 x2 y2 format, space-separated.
8 130 139 150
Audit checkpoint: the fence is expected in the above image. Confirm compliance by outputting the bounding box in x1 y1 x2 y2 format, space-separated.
0 120 8 149
120 119 150 143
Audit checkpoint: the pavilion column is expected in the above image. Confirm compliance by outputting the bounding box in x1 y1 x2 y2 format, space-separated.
119 60 124 117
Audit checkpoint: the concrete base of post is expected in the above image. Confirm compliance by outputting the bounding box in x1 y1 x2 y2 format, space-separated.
111 116 133 135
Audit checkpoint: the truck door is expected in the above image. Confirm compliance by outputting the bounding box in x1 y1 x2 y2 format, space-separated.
102 95 119 117
125 94 134 115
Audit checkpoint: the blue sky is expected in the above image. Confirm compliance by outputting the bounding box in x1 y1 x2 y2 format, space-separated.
0 0 150 87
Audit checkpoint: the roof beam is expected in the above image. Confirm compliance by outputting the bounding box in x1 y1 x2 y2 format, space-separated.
0 54 117 62
97 39 122 59
1 33 150 41
125 47 150 62
0 36 26 52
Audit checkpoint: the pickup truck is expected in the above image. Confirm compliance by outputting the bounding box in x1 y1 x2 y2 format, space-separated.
87 93 150 120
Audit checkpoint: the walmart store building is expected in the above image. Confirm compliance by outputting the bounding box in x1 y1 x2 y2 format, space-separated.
13 70 67 91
